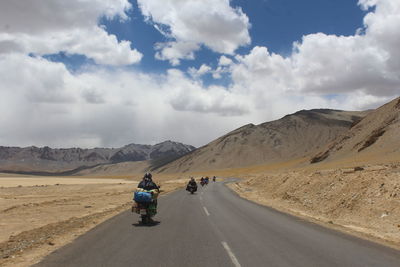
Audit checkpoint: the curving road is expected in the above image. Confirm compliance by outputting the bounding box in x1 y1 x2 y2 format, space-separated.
34 179 400 267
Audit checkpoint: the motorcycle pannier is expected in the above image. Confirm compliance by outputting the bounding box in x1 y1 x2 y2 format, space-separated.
134 191 153 203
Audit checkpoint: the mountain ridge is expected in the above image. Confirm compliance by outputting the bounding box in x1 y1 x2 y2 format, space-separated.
154 109 368 173
0 140 195 173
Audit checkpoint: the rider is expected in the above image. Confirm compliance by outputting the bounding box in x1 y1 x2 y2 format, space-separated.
186 177 197 192
137 172 159 191
136 172 160 220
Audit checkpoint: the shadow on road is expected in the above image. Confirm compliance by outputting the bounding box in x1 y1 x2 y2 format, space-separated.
132 221 161 227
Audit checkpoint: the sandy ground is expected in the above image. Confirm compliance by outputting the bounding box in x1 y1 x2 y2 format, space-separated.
0 177 135 187
229 162 400 250
0 176 186 267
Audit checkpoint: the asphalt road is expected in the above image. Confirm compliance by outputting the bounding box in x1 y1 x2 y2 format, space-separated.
35 179 400 267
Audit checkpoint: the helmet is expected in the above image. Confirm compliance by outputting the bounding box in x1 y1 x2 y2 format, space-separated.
144 172 152 180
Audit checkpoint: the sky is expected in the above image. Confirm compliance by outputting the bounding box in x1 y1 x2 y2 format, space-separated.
0 0 399 148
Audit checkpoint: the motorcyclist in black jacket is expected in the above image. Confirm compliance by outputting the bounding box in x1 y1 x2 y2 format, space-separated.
136 173 160 219
138 172 159 191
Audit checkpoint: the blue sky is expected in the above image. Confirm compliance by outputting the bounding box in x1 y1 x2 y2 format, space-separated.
232 0 366 53
0 0 398 148
50 0 367 77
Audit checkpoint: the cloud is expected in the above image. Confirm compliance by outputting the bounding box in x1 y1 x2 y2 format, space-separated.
226 0 400 107
0 0 142 65
137 0 251 65
0 0 399 149
0 54 251 148
219 56 233 66
155 41 200 66
167 69 249 116
188 64 212 79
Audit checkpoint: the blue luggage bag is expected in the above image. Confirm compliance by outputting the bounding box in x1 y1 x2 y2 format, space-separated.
134 191 153 203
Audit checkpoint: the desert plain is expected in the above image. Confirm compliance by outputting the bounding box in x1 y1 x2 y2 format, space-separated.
0 174 186 267
1 161 400 266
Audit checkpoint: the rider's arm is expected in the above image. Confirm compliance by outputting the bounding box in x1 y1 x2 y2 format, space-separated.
137 181 145 189
151 182 160 191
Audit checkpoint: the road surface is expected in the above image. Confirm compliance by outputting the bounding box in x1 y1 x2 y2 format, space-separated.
35 179 400 267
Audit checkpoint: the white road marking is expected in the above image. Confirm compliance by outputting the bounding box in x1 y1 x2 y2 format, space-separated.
222 241 242 267
203 206 210 216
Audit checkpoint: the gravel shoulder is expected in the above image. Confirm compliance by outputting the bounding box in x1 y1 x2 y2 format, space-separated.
229 163 400 250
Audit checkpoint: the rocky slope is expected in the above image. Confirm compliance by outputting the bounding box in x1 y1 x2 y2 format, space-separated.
311 97 400 165
156 109 367 173
232 163 400 249
0 141 195 173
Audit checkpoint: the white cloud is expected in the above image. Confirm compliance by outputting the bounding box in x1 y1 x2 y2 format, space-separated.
358 0 378 10
167 69 249 116
188 64 212 79
226 0 400 107
138 0 250 65
362 0 400 72
155 41 200 66
218 55 233 66
0 0 400 149
0 54 251 147
0 0 142 65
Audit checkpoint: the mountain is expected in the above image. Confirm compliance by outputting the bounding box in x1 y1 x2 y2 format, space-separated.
0 141 195 173
311 97 400 164
155 109 367 173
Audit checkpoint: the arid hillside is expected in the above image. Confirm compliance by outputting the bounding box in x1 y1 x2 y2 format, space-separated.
156 109 367 173
73 161 150 177
311 97 400 166
231 163 400 249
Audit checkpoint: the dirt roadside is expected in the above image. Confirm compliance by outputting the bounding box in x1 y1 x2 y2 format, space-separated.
229 163 400 250
0 177 186 267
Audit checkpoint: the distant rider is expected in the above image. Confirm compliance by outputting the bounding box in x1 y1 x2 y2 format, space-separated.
186 177 197 192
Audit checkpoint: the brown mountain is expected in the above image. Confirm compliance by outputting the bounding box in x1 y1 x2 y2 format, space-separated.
311 97 400 165
155 109 367 173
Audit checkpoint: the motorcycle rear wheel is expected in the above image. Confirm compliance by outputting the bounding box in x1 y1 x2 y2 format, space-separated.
141 215 149 224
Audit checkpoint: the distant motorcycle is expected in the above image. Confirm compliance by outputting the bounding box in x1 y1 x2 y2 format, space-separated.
186 184 197 194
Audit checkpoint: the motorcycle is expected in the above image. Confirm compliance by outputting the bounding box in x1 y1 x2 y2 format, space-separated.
132 202 157 224
186 184 197 194
132 191 157 224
